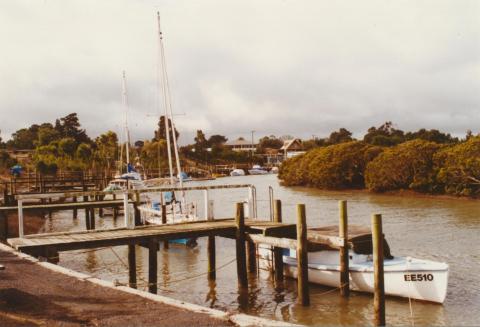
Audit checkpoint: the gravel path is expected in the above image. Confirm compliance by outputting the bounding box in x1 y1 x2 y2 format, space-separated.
0 249 232 326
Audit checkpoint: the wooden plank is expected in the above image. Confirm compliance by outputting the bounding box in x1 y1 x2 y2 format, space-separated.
247 234 297 250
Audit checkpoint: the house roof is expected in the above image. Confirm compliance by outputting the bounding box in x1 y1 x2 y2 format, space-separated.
280 138 302 150
225 138 258 146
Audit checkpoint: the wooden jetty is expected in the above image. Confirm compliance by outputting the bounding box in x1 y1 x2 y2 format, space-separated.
2 181 387 324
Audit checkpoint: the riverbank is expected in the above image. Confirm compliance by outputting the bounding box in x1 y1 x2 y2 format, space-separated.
0 244 295 327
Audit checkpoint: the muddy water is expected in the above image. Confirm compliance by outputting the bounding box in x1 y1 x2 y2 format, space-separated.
40 174 480 326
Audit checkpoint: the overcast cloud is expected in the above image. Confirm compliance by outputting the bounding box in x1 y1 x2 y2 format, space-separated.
0 0 479 144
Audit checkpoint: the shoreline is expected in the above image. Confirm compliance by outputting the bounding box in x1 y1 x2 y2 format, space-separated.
280 180 479 202
0 243 298 327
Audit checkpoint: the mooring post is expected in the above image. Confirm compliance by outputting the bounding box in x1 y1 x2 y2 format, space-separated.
83 183 88 220
0 211 8 241
235 202 248 289
123 192 130 228
148 239 158 294
72 196 78 219
339 200 349 297
134 191 141 226
128 244 137 288
207 235 216 280
161 204 168 249
203 189 209 220
18 199 24 238
247 239 257 273
372 214 386 326
113 194 118 219
90 207 95 230
85 206 91 230
99 195 104 218
297 203 310 306
273 199 284 285
207 198 216 280
48 197 52 218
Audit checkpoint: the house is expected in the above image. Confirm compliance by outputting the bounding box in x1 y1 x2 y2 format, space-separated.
224 138 258 152
280 139 305 159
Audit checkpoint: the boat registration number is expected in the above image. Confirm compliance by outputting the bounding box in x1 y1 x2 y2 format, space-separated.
404 273 434 282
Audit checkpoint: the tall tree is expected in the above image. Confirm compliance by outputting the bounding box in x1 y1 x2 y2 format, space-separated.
154 115 179 141
327 128 353 145
55 113 91 145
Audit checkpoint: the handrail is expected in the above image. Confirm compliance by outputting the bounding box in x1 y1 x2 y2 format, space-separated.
15 184 254 200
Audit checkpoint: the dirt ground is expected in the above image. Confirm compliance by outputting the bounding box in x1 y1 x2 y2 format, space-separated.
0 249 232 326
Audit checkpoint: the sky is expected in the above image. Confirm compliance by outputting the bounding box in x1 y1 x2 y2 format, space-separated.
0 0 479 145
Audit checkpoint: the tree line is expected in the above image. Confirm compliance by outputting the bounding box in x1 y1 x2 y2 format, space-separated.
279 122 480 197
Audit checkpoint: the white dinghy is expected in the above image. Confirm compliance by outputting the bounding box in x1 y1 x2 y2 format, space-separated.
259 225 448 303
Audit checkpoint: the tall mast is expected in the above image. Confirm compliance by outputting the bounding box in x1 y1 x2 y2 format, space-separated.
157 12 174 184
122 71 131 169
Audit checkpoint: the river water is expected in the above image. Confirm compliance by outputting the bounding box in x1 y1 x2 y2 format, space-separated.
39 174 479 326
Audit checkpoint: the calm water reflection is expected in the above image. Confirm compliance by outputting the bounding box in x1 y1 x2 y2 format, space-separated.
41 174 479 326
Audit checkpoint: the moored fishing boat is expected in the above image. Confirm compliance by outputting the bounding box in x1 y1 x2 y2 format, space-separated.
230 168 246 176
259 225 449 303
248 165 268 175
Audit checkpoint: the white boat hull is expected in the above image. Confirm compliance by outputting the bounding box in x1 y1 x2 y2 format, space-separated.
259 248 448 303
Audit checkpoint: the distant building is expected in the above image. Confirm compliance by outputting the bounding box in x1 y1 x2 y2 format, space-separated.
280 139 305 159
224 138 258 152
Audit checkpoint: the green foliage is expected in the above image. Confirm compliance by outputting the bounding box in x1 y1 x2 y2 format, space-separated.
0 150 17 170
54 113 91 145
76 143 92 162
58 138 77 157
365 140 442 192
327 128 354 145
207 135 227 147
139 140 168 170
364 121 405 146
154 115 179 142
258 135 283 151
279 141 382 189
435 136 480 196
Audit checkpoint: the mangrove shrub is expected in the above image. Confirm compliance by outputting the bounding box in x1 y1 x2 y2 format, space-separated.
279 141 382 189
365 140 442 192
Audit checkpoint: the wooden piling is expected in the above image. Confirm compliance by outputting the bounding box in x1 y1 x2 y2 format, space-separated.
339 200 349 297
72 197 78 219
113 194 118 219
273 199 284 285
207 236 216 280
48 198 52 218
0 211 8 241
296 204 309 306
85 208 91 230
90 208 95 230
128 244 137 288
148 239 158 294
134 191 141 226
98 195 104 218
161 204 168 249
247 240 256 273
372 214 385 326
235 202 248 289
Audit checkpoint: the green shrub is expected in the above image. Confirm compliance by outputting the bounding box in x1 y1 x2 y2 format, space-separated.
365 139 442 192
280 141 382 189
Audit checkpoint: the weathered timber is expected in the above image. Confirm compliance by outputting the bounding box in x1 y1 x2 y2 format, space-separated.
372 214 385 326
148 239 158 294
235 203 248 289
90 208 95 230
85 208 91 230
207 235 216 280
339 200 349 297
247 239 256 273
161 204 168 249
0 211 8 240
8 219 279 253
297 204 310 306
273 199 284 285
128 244 137 288
72 197 78 218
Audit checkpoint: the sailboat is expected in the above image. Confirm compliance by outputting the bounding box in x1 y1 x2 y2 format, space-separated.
138 13 198 236
104 71 145 192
